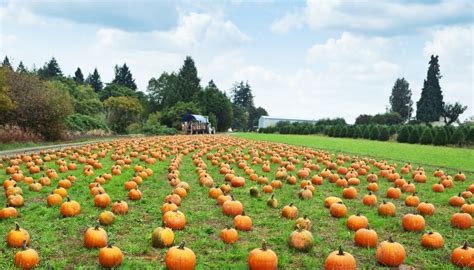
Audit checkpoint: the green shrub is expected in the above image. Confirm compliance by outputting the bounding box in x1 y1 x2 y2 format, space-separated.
407 128 420 144
450 127 465 146
353 126 363 138
378 126 390 141
433 127 448 146
362 126 370 139
64 113 109 132
467 126 474 143
397 126 410 143
419 128 433 145
369 125 380 140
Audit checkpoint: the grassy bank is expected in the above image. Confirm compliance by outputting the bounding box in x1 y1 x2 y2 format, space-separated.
234 133 474 172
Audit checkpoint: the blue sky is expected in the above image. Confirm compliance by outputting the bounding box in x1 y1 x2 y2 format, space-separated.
1 0 473 122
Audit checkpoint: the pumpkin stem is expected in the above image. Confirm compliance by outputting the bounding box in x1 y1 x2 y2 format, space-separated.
289 203 293 207
22 240 27 250
241 211 246 216
261 241 268 251
303 214 308 219
338 245 344 256
427 231 433 235
66 197 71 202
356 212 361 216
15 222 20 231
462 241 469 249
178 241 186 249
388 236 394 243
94 225 100 230
107 243 113 248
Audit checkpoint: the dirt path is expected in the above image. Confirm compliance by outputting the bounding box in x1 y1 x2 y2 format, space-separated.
0 135 142 158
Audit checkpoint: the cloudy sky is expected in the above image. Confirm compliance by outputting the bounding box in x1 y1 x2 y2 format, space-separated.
1 0 473 122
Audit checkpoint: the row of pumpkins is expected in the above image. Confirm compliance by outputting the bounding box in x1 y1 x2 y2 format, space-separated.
1 136 473 269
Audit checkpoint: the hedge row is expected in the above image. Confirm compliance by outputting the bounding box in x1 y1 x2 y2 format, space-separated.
258 123 474 146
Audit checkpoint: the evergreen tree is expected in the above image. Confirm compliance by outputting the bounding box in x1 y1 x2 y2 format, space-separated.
73 67 85 84
389 78 413 121
362 126 370 139
407 127 420 144
176 56 201 102
450 127 465 146
397 126 410 143
378 126 390 141
433 127 448 146
199 80 233 132
112 63 137 90
231 81 255 110
416 55 444 123
389 125 397 135
86 68 103 93
442 102 467 125
38 57 63 80
353 126 363 138
419 128 433 145
16 61 28 73
346 125 355 138
2 56 12 70
369 125 380 140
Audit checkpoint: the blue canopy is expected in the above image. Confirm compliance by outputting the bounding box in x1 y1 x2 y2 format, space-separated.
182 114 209 123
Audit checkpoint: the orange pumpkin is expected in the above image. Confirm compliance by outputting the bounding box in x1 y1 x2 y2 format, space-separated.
451 241 474 267
98 244 124 268
324 246 356 270
451 212 472 229
421 231 444 249
163 210 186 230
248 241 278 270
346 213 368 231
376 236 406 267
152 225 175 248
166 241 197 270
84 225 107 248
402 214 425 231
354 227 378 248
234 212 253 231
220 225 238 244
7 222 30 248
14 241 40 270
60 197 81 217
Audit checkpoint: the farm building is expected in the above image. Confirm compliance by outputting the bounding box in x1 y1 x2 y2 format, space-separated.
258 116 318 129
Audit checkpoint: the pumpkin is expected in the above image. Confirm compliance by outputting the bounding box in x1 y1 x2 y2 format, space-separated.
249 186 261 198
124 180 138 191
47 192 63 206
451 241 474 267
166 241 197 270
342 187 357 199
294 215 312 230
248 241 278 270
165 193 182 206
417 201 435 216
451 212 472 229
128 188 142 200
266 194 278 208
324 246 356 270
222 195 244 216
281 203 298 219
7 222 30 248
99 244 124 268
421 231 444 249
461 202 474 215
0 204 18 219
362 192 377 206
288 226 313 252
376 236 406 267
99 211 116 225
346 213 368 231
112 200 128 215
402 213 425 231
84 225 107 248
324 196 342 208
454 172 466 181
386 187 401 199
7 193 24 207
209 186 223 199
299 187 313 200
60 197 81 217
262 185 273 193
163 210 186 230
405 193 420 207
94 192 111 208
220 225 238 244
354 227 378 248
152 225 175 248
378 201 396 217
330 202 347 218
449 193 465 207
234 211 252 231
14 241 40 270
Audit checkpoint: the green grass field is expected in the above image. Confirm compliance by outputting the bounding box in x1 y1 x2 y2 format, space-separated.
0 135 472 269
235 133 474 172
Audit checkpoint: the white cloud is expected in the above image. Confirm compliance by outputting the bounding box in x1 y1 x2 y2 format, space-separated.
423 25 474 117
272 0 473 34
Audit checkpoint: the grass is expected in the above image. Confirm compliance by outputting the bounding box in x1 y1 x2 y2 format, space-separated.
234 133 474 172
0 135 472 269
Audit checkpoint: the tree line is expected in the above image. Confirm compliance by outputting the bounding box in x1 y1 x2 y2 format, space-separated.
0 55 268 141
